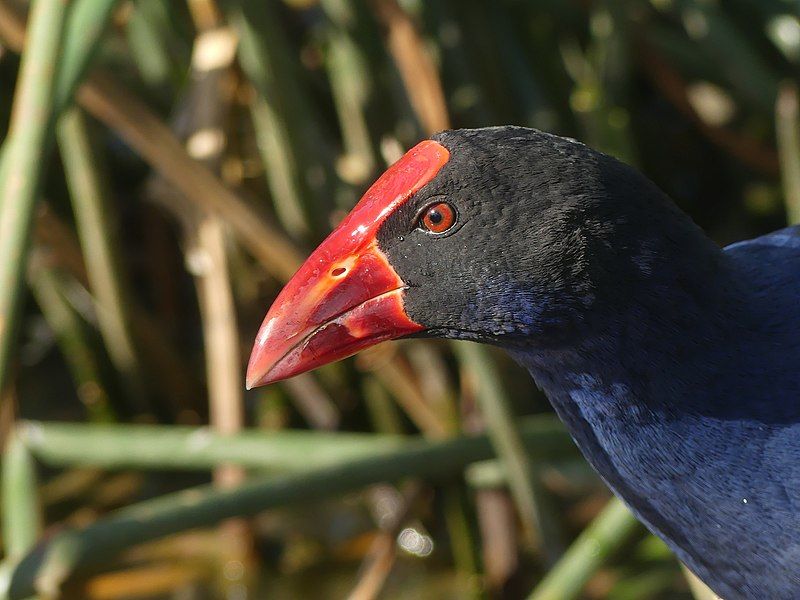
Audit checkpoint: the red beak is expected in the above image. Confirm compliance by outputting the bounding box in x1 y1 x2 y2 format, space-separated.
246 140 450 388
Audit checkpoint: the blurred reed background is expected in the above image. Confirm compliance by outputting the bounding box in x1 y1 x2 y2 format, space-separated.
0 0 796 598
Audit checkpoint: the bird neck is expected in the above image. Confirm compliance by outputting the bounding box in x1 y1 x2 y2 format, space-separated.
508 247 791 599
512 239 781 429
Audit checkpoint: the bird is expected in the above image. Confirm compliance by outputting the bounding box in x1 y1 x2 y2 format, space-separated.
246 126 800 599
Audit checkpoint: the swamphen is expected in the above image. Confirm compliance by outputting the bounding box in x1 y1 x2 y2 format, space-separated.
246 127 800 599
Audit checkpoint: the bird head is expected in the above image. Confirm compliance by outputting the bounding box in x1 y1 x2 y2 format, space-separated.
246 126 712 388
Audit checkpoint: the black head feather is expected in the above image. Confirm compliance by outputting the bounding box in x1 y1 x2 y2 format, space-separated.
376 126 726 348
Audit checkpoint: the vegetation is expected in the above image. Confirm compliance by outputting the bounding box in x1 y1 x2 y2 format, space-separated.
0 0 795 597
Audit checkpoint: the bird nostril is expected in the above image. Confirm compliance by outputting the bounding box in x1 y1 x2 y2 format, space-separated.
331 267 347 277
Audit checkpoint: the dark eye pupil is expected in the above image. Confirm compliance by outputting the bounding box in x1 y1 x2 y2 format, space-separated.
428 209 443 224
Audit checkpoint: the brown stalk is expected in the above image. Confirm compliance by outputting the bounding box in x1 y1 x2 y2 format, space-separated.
361 350 448 438
371 0 450 133
76 72 304 281
76 563 208 599
0 2 23 50
347 482 424 600
461 369 520 591
283 373 341 430
176 9 255 594
476 488 519 590
187 0 222 31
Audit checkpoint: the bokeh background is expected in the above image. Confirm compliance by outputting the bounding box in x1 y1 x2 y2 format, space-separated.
0 0 797 598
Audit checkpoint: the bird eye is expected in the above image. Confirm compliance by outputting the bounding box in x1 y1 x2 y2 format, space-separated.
419 202 456 234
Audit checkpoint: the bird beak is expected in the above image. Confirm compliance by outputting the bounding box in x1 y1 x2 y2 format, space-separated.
246 140 450 388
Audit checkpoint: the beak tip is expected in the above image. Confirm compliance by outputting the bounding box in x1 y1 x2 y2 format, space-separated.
245 350 268 390
244 370 258 390
245 369 271 390
245 346 283 389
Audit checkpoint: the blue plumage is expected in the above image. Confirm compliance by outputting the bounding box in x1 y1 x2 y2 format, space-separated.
513 230 800 599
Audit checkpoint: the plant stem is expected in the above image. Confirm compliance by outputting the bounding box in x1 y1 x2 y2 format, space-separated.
0 0 69 396
18 415 573 471
57 107 148 413
319 0 378 185
1 431 40 559
54 0 121 117
776 82 800 225
1 416 575 599
125 0 174 90
527 497 642 600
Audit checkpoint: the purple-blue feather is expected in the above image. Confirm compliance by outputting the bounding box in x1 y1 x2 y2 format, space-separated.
514 226 800 599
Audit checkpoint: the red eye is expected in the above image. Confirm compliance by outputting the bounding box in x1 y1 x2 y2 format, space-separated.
420 202 456 234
